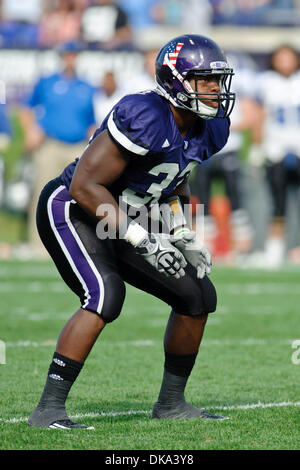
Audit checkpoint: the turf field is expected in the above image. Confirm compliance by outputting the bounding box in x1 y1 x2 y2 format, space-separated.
0 260 299 451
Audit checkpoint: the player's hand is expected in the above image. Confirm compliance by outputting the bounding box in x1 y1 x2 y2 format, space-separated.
135 232 187 279
170 229 212 279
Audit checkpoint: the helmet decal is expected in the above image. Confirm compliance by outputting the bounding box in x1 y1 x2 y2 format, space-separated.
210 61 228 69
163 42 184 67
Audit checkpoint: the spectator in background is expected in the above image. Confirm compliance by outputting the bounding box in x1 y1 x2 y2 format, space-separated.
93 49 157 129
93 71 124 125
178 0 212 31
152 0 212 32
1 0 42 23
210 0 273 26
38 0 82 48
93 49 158 127
251 44 300 267
118 0 158 29
0 0 42 47
81 0 133 50
119 48 157 95
18 41 96 258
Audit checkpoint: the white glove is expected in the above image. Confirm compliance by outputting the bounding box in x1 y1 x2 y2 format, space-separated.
121 219 187 279
135 232 187 279
170 229 212 279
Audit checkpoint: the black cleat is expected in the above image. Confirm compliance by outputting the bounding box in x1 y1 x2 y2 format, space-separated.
193 410 228 420
152 401 228 420
27 403 95 429
47 419 95 430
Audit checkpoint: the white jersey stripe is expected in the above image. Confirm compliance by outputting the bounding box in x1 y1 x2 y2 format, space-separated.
108 111 149 156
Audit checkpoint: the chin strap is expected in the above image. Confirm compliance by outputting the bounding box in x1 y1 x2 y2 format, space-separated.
191 99 218 119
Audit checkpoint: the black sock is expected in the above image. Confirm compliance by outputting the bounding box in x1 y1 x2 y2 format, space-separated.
38 352 83 410
156 352 198 406
48 352 83 382
164 351 197 377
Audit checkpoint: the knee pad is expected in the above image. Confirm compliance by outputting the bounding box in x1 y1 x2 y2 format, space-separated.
201 276 217 313
172 274 217 316
87 273 126 324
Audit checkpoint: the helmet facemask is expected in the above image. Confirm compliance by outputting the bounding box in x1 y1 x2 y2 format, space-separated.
176 70 235 120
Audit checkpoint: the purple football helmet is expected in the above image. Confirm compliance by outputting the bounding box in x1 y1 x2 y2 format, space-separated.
155 34 235 119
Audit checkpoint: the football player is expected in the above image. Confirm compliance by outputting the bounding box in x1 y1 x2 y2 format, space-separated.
27 34 235 429
252 45 300 267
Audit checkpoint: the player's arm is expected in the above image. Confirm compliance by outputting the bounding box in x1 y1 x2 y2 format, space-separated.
69 130 186 279
69 130 129 230
160 177 212 279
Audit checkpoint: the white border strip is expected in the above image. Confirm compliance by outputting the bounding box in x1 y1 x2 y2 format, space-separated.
108 111 149 156
1 401 300 425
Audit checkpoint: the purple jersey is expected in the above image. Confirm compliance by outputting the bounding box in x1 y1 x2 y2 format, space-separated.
61 91 230 209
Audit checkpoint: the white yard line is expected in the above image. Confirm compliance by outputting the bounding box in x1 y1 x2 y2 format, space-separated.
222 283 300 295
1 280 300 295
1 401 300 425
4 338 296 348
0 281 67 293
1 264 300 277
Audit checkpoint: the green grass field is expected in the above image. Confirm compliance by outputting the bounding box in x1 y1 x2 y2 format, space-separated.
0 261 299 451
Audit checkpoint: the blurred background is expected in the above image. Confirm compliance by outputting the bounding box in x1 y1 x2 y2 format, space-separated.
0 0 300 269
